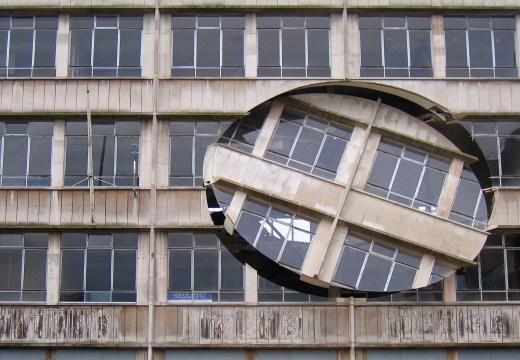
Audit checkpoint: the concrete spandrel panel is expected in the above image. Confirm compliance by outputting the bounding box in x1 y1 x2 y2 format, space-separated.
204 94 488 295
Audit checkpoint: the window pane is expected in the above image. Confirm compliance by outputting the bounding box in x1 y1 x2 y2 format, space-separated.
119 29 141 67
507 249 520 289
409 30 431 67
220 250 243 291
172 29 194 67
86 249 111 291
0 249 22 291
445 30 468 67
282 29 305 67
391 160 423 198
416 168 446 205
61 249 84 290
291 127 323 165
70 29 92 67
194 249 218 291
3 136 28 176
267 120 299 157
92 135 115 178
28 136 51 176
222 29 243 67
169 249 191 290
501 137 520 176
367 151 398 190
9 29 33 68
23 249 46 290
315 135 347 172
333 246 366 287
358 254 392 291
34 29 56 68
113 250 136 291
258 29 280 67
468 30 493 68
384 29 408 67
93 29 118 67
360 30 382 67
171 136 194 176
307 29 329 67
116 136 138 176
197 29 219 67
480 249 505 290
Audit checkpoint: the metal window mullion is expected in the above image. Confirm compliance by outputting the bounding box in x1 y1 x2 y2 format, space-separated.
194 23 198 76
6 25 11 73
90 27 95 75
383 261 395 292
465 29 471 73
411 164 427 205
386 154 402 198
276 215 294 262
381 29 386 75
311 130 328 172
355 251 369 289
113 133 118 184
218 249 222 301
116 26 121 75
219 20 223 76
304 27 309 76
0 137 4 181
504 244 510 293
25 133 31 186
406 26 411 74
491 28 497 75
279 27 282 73
31 26 36 75
83 244 88 296
20 239 25 299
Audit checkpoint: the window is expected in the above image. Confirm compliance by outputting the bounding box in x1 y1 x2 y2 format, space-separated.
0 121 53 186
168 233 244 302
265 108 351 180
236 198 318 271
463 121 520 187
258 276 329 302
0 16 58 77
170 120 232 186
69 16 142 77
0 233 47 302
457 233 520 301
445 17 517 77
64 121 139 186
60 233 137 302
257 16 330 77
172 16 245 77
359 16 433 77
365 139 451 213
449 166 487 230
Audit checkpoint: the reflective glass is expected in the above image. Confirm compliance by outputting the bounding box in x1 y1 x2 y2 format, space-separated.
194 249 218 291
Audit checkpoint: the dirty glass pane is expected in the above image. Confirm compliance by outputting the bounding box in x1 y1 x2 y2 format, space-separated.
452 178 480 216
409 30 431 67
34 30 56 68
70 29 92 67
222 29 243 67
221 250 243 291
282 29 305 67
86 249 111 291
507 250 520 289
3 136 28 176
194 249 218 291
468 30 493 68
23 249 46 290
416 168 446 205
9 29 32 68
445 30 468 67
255 220 288 261
480 248 505 290
279 229 312 270
360 30 382 67
391 160 422 198
268 120 299 156
113 250 135 291
0 249 22 291
387 263 416 291
236 212 262 245
93 29 117 67
28 136 51 176
291 127 323 165
61 250 84 290
384 29 407 67
333 246 366 287
315 135 347 172
500 137 520 176
197 29 219 67
258 29 280 67
172 29 194 66
119 29 141 67
307 29 329 67
358 255 392 291
169 249 191 290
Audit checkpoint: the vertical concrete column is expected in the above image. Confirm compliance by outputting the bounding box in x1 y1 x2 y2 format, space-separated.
142 13 158 78
46 233 61 304
345 12 360 78
413 254 436 289
436 158 464 218
155 119 171 187
56 14 70 78
432 14 446 78
139 120 153 187
245 264 258 303
251 100 284 156
155 232 168 304
245 13 257 78
51 120 65 188
137 232 151 305
330 12 346 79
158 13 172 78
444 274 457 302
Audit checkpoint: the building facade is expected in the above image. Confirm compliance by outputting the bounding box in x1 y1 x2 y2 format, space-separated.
0 0 519 359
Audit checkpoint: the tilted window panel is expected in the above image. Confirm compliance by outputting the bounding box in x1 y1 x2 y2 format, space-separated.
449 166 487 230
172 15 245 77
0 16 58 77
0 121 53 186
257 16 330 77
359 16 433 77
69 16 142 77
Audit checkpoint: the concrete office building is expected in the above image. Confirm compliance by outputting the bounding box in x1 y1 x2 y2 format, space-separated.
0 0 519 359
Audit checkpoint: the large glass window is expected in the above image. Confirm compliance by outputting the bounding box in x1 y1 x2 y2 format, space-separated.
0 16 58 77
60 233 137 302
167 233 244 302
172 16 245 77
359 16 433 77
64 121 139 186
257 16 330 77
0 233 47 302
265 108 351 180
457 233 520 301
258 276 329 302
0 121 53 186
445 17 517 77
170 120 232 186
236 198 318 271
449 166 487 229
365 139 451 213
69 16 142 77
463 121 520 187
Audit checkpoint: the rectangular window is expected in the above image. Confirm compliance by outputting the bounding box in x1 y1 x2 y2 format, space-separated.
445 17 517 77
258 276 330 302
359 16 433 77
64 121 140 187
169 120 232 186
0 16 58 77
0 121 53 186
167 233 244 302
449 166 487 230
0 233 48 302
172 16 245 77
69 16 142 77
365 139 451 213
60 233 137 302
257 16 330 77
